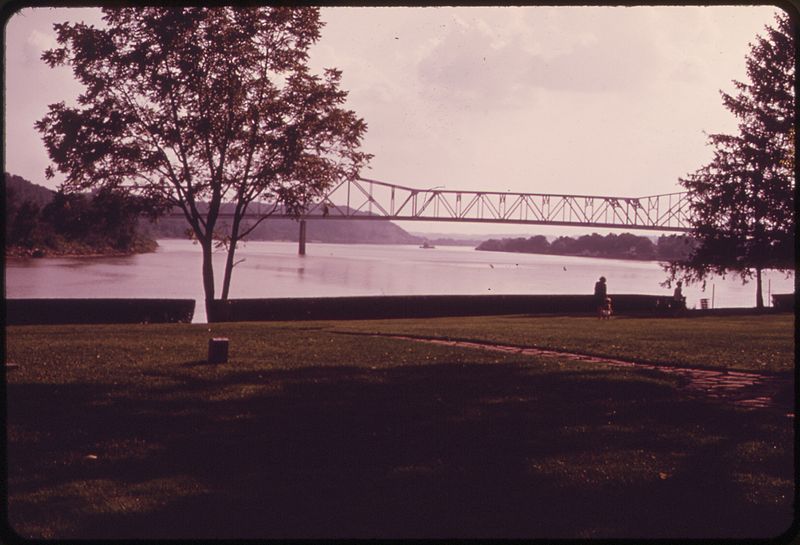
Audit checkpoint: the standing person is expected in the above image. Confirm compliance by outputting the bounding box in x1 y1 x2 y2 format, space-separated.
594 276 608 318
673 281 686 310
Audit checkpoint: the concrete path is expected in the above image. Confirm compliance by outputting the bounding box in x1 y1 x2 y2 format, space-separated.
372 333 794 415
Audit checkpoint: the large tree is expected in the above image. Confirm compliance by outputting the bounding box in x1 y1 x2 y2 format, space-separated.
36 7 370 319
665 12 795 308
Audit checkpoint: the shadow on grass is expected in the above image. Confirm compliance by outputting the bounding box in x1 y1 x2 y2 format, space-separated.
6 361 795 539
180 359 219 368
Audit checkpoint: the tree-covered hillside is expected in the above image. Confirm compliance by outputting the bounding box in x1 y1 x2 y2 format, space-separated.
145 211 424 244
6 174 424 256
477 232 695 262
5 173 157 257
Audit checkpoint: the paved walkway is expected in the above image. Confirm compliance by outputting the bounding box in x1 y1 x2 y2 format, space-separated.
373 334 794 415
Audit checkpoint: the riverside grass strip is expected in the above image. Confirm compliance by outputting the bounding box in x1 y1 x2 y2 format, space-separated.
327 313 795 374
6 313 794 377
5 314 795 539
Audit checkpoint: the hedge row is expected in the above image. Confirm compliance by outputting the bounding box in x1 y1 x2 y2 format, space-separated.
207 294 684 322
771 293 794 311
6 299 195 325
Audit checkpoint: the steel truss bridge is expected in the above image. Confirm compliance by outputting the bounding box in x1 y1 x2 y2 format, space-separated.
247 177 692 233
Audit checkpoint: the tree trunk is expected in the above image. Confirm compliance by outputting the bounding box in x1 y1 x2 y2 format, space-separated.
201 238 217 321
755 267 764 309
220 237 238 301
220 211 244 301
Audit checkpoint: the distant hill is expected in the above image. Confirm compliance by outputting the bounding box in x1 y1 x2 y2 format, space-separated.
5 174 429 247
4 172 55 208
143 212 422 244
5 173 157 257
146 210 424 244
4 174 424 246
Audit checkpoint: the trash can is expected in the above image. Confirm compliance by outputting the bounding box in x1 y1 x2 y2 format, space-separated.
208 337 229 364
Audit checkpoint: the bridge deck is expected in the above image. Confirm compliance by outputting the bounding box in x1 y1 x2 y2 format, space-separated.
240 177 691 232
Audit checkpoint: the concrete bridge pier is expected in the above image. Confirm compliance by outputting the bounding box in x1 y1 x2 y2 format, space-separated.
298 219 306 255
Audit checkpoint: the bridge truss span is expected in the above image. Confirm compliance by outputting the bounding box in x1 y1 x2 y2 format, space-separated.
289 177 692 232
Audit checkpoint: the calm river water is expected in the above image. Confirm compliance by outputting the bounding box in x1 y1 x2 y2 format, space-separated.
5 239 795 323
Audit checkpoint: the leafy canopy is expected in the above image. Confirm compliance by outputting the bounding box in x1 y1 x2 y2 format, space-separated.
37 7 370 236
666 12 795 302
36 7 371 308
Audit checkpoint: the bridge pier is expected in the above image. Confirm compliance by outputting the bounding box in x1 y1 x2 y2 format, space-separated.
298 219 306 255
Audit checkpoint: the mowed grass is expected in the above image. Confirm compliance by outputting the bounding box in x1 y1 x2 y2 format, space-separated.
5 314 795 539
328 313 795 373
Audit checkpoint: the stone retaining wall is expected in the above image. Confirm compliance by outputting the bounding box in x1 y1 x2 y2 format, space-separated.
207 294 685 322
6 299 195 325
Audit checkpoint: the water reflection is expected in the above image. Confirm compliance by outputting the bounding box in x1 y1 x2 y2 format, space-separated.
6 239 795 323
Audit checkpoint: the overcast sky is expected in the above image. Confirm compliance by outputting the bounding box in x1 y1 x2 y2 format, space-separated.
3 5 783 235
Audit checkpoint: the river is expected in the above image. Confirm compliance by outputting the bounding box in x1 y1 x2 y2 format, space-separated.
5 239 795 323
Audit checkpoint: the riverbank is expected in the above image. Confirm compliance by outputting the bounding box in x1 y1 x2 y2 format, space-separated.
7 240 795 324
6 314 793 539
206 293 788 323
476 232 694 262
6 294 787 327
5 238 158 259
8 313 794 373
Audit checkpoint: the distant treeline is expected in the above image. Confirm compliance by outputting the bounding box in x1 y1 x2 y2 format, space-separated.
421 237 481 247
5 173 423 254
476 232 695 261
5 173 157 257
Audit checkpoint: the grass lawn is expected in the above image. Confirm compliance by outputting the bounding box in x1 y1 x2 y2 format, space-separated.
5 314 795 539
327 313 796 373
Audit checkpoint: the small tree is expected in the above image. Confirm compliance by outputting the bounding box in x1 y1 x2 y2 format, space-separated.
36 7 370 318
41 191 92 241
9 201 44 248
665 12 795 308
87 188 156 251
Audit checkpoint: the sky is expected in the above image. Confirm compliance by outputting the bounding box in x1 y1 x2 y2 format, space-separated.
3 5 784 236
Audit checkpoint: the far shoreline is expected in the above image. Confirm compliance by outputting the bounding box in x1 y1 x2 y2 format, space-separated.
5 240 159 260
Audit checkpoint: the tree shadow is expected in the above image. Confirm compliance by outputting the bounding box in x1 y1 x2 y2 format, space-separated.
180 359 217 367
6 360 794 539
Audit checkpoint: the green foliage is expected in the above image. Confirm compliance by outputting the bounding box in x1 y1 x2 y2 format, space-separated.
330 314 795 373
655 234 696 261
5 173 156 255
6 316 793 537
477 232 694 261
36 7 371 310
8 200 44 248
42 191 92 239
5 173 52 249
4 172 56 208
669 13 795 306
7 313 792 377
